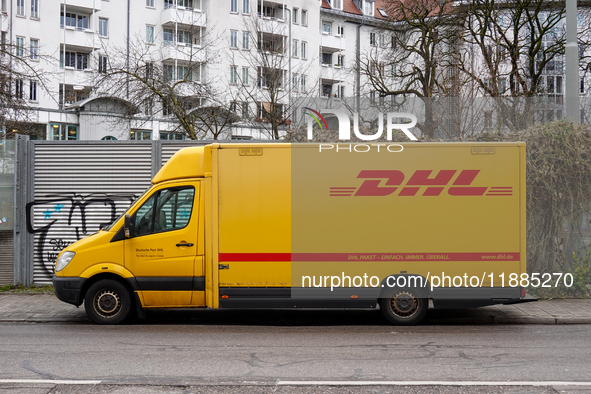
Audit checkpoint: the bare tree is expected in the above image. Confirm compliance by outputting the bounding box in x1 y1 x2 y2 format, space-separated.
0 32 51 138
455 0 566 131
227 11 317 140
359 0 461 139
96 21 235 140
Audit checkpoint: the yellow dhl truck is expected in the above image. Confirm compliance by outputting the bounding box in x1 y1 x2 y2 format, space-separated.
53 142 528 325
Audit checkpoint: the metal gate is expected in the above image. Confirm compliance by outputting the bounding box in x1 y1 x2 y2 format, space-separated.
0 232 13 285
31 142 153 284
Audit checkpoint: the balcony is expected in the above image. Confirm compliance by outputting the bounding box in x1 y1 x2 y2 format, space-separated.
60 0 101 13
161 7 206 28
63 69 94 88
320 66 346 83
62 28 100 51
161 44 205 63
321 34 345 51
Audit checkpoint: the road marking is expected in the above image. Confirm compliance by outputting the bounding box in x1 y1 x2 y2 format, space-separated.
277 381 591 386
0 379 101 385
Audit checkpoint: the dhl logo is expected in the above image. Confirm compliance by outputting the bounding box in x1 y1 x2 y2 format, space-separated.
330 170 513 197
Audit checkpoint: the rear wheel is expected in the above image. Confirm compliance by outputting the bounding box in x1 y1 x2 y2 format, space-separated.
379 288 427 325
84 279 132 325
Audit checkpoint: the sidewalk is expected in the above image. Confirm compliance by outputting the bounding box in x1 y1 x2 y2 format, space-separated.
1 293 591 324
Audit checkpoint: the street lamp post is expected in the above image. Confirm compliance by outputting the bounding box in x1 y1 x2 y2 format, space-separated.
565 0 580 124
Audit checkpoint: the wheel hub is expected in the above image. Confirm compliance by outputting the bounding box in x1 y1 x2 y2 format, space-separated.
95 290 121 317
390 291 419 318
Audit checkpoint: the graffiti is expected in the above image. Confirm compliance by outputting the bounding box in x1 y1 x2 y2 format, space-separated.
26 192 138 278
46 238 71 265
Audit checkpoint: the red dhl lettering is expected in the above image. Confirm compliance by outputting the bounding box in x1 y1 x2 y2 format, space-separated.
329 170 513 197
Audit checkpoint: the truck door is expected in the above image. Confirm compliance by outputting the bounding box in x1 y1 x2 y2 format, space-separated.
125 182 201 307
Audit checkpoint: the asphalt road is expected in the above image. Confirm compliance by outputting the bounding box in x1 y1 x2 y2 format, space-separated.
1 318 591 393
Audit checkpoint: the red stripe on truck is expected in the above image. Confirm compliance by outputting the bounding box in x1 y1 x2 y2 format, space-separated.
218 253 520 262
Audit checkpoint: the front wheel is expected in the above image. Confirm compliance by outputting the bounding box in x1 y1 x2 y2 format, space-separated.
84 279 132 325
379 289 428 325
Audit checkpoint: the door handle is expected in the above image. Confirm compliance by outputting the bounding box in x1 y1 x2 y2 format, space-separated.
176 243 194 247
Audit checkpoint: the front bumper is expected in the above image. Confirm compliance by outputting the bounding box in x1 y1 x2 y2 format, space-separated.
52 276 85 306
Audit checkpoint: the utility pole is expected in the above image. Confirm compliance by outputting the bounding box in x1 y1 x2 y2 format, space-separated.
565 0 580 124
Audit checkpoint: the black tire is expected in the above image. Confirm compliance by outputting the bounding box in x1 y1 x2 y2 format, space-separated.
84 279 133 325
379 288 428 325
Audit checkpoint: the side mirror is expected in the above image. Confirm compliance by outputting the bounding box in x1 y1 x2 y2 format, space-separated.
124 214 132 238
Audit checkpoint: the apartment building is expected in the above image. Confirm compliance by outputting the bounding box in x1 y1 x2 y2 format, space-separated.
0 0 394 141
2 0 584 141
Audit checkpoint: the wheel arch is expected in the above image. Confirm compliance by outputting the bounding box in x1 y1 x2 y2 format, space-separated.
80 273 137 305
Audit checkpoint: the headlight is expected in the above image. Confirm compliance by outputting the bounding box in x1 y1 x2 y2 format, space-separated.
55 251 75 272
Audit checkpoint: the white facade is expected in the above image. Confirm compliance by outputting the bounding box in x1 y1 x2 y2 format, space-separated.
0 0 387 140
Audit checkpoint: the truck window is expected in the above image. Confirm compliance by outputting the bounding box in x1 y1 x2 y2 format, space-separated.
133 187 195 236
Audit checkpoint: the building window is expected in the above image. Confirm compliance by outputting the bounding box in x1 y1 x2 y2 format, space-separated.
370 91 376 104
242 102 249 119
30 39 39 60
230 65 238 84
301 74 306 92
60 51 88 69
16 0 24 16
231 0 237 13
337 25 345 37
292 39 298 57
99 18 108 37
322 52 332 65
379 34 386 47
242 0 249 14
230 30 238 48
130 130 151 140
50 124 78 140
98 55 108 73
292 73 298 91
370 32 376 46
331 0 342 10
242 31 249 49
164 28 192 45
29 80 37 101
301 41 307 59
322 21 332 35
242 67 249 85
76 53 88 69
60 12 89 30
301 9 308 26
144 98 153 115
30 0 39 18
16 36 24 57
15 79 24 99
363 0 374 16
146 0 154 7
159 132 184 140
146 25 154 43
293 7 299 24
102 136 117 140
165 0 195 8
337 54 344 67
581 77 585 94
